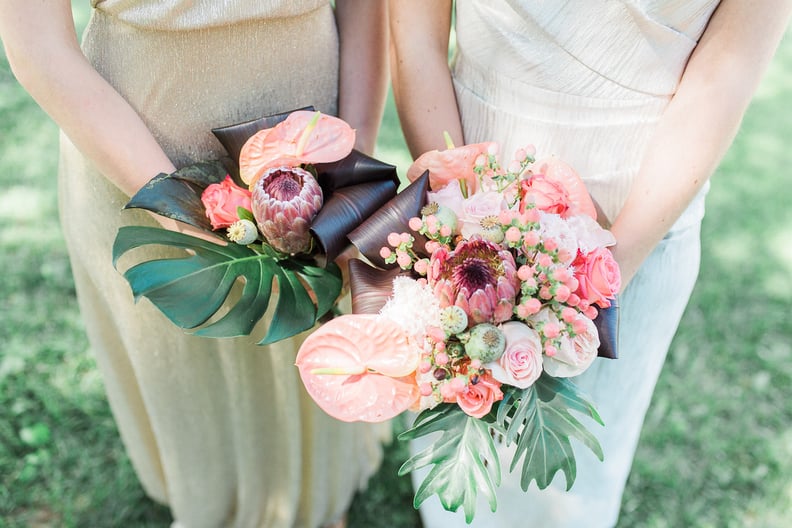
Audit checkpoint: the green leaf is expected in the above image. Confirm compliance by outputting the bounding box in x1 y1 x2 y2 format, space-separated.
398 404 500 523
112 225 342 344
497 374 603 492
124 161 230 231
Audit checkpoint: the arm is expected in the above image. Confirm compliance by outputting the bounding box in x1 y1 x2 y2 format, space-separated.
388 0 463 157
335 0 390 156
0 1 176 197
610 0 792 288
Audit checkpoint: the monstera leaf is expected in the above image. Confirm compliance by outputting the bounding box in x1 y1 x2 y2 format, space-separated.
112 226 342 344
398 404 501 523
496 374 603 491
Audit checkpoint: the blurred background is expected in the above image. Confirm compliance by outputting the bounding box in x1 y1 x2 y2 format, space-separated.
1 4 790 527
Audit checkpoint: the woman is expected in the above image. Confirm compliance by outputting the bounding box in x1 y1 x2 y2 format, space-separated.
0 1 388 527
389 1 791 526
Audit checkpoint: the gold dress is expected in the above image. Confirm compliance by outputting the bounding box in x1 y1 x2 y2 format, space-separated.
58 2 387 526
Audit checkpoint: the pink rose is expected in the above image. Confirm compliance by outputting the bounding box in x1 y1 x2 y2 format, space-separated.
456 373 503 419
542 315 599 378
459 191 506 239
486 321 543 389
520 175 572 217
573 247 621 308
201 175 252 230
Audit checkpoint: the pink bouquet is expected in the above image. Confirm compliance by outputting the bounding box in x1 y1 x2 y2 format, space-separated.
296 141 620 521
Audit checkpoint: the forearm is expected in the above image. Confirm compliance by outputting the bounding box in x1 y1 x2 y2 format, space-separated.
0 2 175 197
335 0 389 156
610 0 792 288
388 0 462 158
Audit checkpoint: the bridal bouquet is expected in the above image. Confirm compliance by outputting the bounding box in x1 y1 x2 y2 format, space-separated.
112 109 399 344
295 140 620 522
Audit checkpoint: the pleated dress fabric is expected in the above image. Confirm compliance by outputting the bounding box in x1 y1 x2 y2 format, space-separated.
57 2 388 527
414 1 720 527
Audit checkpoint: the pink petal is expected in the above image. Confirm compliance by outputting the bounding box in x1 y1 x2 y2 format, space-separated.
295 314 421 422
407 142 496 194
532 157 598 220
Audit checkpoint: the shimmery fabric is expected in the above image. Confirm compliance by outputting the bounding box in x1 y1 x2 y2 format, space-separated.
58 3 388 527
413 1 719 526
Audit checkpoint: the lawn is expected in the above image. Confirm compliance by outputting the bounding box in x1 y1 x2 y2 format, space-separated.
1 5 790 528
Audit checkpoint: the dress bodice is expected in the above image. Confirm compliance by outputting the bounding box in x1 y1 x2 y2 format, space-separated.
90 0 328 30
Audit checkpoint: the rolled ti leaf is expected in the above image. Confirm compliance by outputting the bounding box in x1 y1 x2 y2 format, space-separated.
348 170 431 269
315 149 399 193
310 180 398 264
348 258 408 315
593 301 619 359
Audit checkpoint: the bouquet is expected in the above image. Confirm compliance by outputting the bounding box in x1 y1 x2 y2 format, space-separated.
112 108 399 344
295 140 621 522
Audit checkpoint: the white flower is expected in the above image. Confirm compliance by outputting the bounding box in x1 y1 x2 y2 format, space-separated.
567 214 616 253
538 211 579 259
379 277 441 340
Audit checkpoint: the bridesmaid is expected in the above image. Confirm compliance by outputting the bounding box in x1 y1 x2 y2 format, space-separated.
0 1 388 527
389 1 791 526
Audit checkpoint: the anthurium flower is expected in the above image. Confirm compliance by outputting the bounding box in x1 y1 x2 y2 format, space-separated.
406 142 496 195
295 314 421 422
239 110 356 186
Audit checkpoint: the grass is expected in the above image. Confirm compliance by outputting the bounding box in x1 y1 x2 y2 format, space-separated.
1 4 790 528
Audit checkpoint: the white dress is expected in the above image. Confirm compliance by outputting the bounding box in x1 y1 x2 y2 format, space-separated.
414 1 720 526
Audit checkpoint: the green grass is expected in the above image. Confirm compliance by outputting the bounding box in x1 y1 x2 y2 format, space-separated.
1 4 790 527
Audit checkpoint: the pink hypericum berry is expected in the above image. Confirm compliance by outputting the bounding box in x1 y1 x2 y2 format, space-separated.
379 247 392 259
525 145 537 157
567 293 581 307
417 277 428 286
521 208 541 224
435 352 450 366
517 265 534 282
387 232 401 247
396 251 412 268
523 230 540 247
558 248 574 263
552 268 571 282
425 240 442 254
544 344 558 357
522 298 542 315
400 232 412 244
508 161 522 174
420 383 434 397
498 209 514 225
554 284 571 303
419 360 433 374
544 238 558 252
440 382 457 401
561 307 578 323
543 322 561 339
450 376 467 393
425 215 439 234
523 277 538 290
538 253 554 268
539 286 553 300
434 341 446 352
414 258 429 275
572 318 588 335
514 148 527 162
585 305 599 320
470 359 482 370
505 226 522 243
440 225 452 237
409 217 423 231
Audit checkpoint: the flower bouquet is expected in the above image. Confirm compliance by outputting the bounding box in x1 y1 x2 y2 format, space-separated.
112 108 399 344
295 140 621 522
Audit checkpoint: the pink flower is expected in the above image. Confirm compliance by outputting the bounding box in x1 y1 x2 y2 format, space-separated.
251 166 323 254
542 315 599 378
407 142 497 194
201 175 252 230
428 238 519 325
486 322 543 389
456 373 503 418
459 191 507 239
520 175 573 217
573 247 621 308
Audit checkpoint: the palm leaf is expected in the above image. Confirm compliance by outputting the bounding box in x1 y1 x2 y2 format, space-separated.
112 226 342 344
496 374 603 492
398 404 500 523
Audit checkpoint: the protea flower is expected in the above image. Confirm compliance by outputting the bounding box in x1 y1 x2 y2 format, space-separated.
428 237 519 325
251 166 323 254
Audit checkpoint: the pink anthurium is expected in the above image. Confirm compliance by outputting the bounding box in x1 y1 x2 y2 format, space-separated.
532 157 598 220
239 110 356 186
295 314 421 422
406 141 496 196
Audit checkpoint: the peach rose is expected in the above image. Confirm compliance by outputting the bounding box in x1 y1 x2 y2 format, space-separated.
542 315 599 378
520 175 573 217
486 321 543 389
456 373 503 419
201 175 252 230
573 247 621 308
